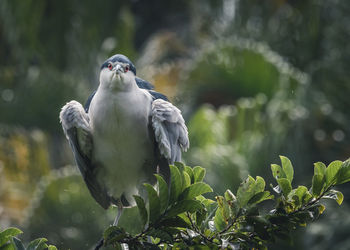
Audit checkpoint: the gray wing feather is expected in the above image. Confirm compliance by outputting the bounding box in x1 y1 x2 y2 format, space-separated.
151 99 189 164
59 101 111 209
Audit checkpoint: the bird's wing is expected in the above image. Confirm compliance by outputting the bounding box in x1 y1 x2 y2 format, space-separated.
135 77 154 90
151 99 189 164
84 91 96 112
60 101 111 209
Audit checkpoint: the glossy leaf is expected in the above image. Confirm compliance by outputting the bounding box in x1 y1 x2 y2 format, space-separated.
311 174 324 197
254 176 266 193
336 159 350 184
182 171 191 191
216 196 230 221
184 166 194 183
148 229 173 243
133 195 148 228
0 228 23 247
277 178 292 196
144 183 161 223
26 238 48 250
155 174 169 213
323 190 344 205
103 226 126 245
159 216 190 228
314 162 326 176
166 200 202 218
280 156 294 183
214 206 227 231
169 165 183 204
248 191 274 205
12 237 25 250
325 160 342 187
237 176 256 207
179 182 213 200
271 164 284 180
224 189 236 202
193 166 206 183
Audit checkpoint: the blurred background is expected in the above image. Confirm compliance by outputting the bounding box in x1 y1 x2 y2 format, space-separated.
1 0 350 249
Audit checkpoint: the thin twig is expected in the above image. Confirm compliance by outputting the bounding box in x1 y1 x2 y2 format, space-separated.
186 212 213 243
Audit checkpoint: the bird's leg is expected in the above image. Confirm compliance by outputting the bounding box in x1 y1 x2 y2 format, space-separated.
113 202 123 226
95 201 123 250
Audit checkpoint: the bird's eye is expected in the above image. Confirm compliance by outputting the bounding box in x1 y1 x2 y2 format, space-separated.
125 65 129 72
107 63 113 70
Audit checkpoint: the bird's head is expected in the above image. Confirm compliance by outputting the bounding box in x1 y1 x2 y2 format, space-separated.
99 54 137 91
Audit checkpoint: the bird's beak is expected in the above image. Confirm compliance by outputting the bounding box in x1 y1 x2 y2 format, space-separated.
114 64 123 74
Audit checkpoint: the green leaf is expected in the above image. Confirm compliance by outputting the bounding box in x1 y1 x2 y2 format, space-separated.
280 156 294 183
159 216 189 228
179 182 213 200
336 159 350 184
182 171 191 190
237 176 256 207
254 176 266 193
47 246 58 250
216 196 230 221
277 178 292 196
0 243 15 250
312 174 324 197
26 238 48 250
174 162 185 171
155 174 169 213
0 228 23 247
248 191 274 205
314 162 326 176
323 190 344 205
293 186 312 205
196 195 215 208
317 204 326 214
12 237 25 250
224 189 236 202
169 165 183 204
271 164 284 180
214 207 227 231
144 184 161 223
166 200 202 218
133 195 148 228
193 166 206 183
103 226 126 245
325 160 342 187
147 229 173 243
184 166 194 184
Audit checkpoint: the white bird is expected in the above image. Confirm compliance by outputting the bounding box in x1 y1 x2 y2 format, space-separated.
59 54 189 226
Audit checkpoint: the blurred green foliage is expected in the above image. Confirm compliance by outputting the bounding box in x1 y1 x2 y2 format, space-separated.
1 0 350 249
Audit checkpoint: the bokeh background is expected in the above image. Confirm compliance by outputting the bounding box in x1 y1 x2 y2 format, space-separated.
1 0 350 249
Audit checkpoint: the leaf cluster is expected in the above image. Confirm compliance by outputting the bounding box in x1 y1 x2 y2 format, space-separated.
2 156 349 249
0 227 57 250
102 157 350 249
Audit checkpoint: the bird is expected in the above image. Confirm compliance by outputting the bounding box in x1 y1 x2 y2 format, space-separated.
59 54 189 227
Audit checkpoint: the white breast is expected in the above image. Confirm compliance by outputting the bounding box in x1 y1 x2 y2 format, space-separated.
88 88 155 199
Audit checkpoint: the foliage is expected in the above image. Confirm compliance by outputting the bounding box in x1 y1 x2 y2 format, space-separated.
99 157 350 249
22 170 114 249
0 227 57 250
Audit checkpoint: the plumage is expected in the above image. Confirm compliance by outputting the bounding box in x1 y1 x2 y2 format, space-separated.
59 54 189 211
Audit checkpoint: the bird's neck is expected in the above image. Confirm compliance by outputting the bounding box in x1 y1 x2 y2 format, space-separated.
100 78 137 93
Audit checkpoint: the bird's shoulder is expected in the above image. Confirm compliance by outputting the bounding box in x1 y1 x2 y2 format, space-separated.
135 77 154 90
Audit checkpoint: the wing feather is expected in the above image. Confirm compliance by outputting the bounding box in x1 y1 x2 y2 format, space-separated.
151 99 189 164
60 101 111 209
